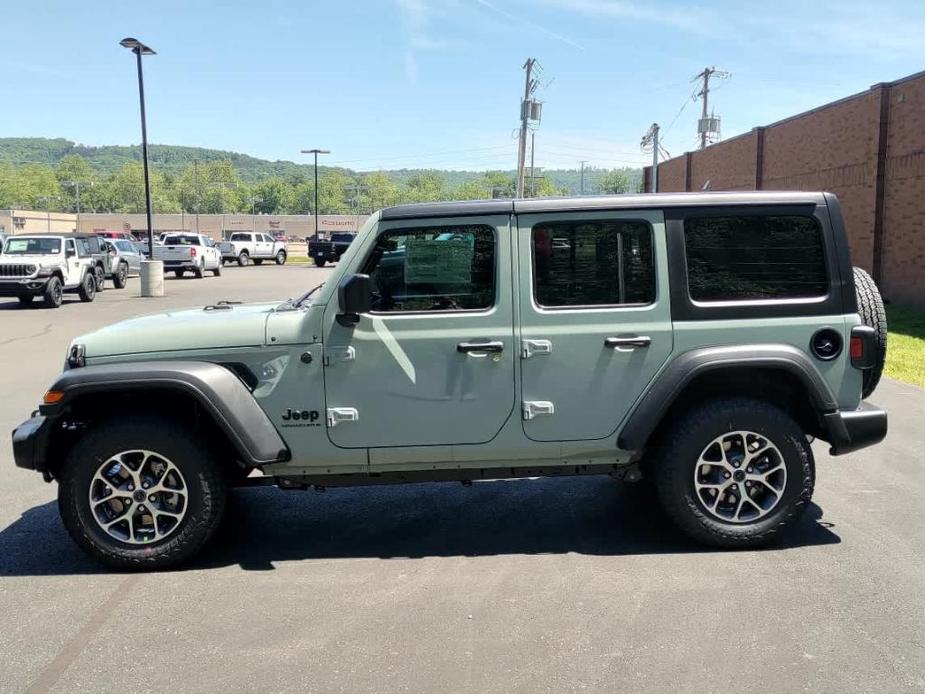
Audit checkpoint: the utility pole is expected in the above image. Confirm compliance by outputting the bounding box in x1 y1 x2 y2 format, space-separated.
529 131 536 197
515 58 538 199
579 160 588 195
301 149 330 237
640 123 660 192
694 66 728 149
696 66 713 149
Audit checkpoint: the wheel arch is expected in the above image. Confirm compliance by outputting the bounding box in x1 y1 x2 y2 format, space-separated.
618 345 838 454
41 361 290 478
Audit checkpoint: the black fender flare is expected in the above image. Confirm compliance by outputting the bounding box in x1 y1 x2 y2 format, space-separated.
617 344 838 452
43 361 290 466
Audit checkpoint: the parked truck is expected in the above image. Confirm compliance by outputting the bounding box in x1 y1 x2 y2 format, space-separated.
218 232 287 266
307 232 354 267
152 234 222 278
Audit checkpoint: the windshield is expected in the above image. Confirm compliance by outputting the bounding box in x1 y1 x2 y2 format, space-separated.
2 237 62 255
115 240 135 252
163 235 201 246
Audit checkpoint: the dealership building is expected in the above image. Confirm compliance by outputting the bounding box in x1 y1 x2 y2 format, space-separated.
0 211 369 239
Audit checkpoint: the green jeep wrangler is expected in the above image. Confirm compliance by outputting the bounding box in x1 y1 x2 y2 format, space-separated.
12 192 888 569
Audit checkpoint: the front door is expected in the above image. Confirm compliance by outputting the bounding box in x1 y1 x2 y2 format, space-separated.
322 215 516 448
517 209 673 442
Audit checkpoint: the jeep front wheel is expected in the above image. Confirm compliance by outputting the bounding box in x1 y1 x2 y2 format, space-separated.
653 398 814 549
77 271 96 302
43 276 63 307
58 416 228 570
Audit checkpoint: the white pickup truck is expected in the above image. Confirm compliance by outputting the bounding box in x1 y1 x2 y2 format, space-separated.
218 232 287 266
152 234 222 278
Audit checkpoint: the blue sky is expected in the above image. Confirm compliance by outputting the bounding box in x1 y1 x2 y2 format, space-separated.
1 0 923 172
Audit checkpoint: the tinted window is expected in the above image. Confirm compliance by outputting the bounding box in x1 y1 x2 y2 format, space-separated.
362 225 495 312
532 220 655 307
230 233 251 241
684 215 827 302
163 235 201 246
76 237 94 256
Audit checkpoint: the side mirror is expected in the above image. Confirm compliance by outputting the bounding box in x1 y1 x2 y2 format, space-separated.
337 273 371 326
65 248 76 258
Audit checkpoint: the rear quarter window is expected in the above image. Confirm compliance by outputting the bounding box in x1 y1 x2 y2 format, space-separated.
684 215 828 302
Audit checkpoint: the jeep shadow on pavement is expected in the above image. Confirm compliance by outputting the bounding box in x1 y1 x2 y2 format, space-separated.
11 192 885 570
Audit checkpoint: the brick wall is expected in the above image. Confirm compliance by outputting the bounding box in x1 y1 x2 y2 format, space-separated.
646 70 925 307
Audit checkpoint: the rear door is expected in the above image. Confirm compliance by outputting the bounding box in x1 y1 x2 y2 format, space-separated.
516 209 673 442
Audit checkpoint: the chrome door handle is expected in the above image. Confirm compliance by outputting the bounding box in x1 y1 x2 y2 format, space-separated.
457 341 504 354
604 336 651 349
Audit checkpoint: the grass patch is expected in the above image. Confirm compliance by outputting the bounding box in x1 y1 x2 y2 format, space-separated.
885 305 925 388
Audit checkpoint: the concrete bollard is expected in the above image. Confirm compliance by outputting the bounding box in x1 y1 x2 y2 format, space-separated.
139 260 165 297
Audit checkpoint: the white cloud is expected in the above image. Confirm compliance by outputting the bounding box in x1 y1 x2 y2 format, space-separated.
472 0 584 49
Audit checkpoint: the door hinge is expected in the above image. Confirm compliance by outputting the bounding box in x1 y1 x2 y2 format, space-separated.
323 346 356 366
521 339 552 359
523 400 555 420
326 407 359 427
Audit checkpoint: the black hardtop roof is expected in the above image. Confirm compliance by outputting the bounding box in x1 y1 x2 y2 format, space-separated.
379 191 828 220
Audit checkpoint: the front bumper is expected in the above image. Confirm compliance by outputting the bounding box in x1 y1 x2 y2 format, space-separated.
824 401 887 455
12 414 54 473
0 278 48 296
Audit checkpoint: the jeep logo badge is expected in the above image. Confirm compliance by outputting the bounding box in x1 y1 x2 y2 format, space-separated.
282 408 320 422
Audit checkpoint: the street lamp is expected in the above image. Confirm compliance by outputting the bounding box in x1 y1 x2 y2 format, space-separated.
300 149 329 238
119 37 156 258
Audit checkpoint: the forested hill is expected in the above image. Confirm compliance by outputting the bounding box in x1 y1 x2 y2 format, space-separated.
0 137 641 194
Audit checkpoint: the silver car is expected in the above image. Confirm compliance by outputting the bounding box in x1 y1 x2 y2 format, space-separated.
101 238 144 278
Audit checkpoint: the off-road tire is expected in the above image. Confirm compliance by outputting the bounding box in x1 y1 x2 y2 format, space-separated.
42 276 64 308
95 265 105 292
275 250 287 265
194 260 205 279
237 251 249 267
112 261 128 289
315 258 326 267
653 397 814 549
853 266 887 398
77 271 96 302
58 416 228 570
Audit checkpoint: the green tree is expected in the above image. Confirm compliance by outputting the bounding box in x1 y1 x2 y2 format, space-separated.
403 171 445 203
452 179 491 200
252 178 288 214
359 171 403 212
597 169 633 194
483 171 516 198
106 162 177 213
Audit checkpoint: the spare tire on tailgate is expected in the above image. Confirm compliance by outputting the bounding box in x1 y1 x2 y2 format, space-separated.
853 267 887 398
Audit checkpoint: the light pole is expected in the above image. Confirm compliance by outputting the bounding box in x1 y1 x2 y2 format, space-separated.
301 149 329 237
120 37 162 296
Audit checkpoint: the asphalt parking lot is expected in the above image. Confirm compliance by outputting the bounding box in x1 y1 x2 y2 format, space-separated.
0 264 923 693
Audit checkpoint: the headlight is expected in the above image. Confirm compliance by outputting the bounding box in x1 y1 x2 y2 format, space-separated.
36 265 53 277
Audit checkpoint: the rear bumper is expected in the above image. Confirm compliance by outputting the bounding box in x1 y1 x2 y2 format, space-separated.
12 414 53 473
162 260 199 270
823 401 887 455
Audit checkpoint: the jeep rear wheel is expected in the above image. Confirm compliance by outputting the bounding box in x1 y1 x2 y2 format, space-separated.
653 398 814 549
77 271 96 302
58 416 228 570
853 267 887 398
95 265 106 292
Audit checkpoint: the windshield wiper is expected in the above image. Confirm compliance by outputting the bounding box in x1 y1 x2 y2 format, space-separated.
279 283 323 310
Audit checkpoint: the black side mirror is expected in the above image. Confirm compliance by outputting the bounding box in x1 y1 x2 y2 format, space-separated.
337 273 371 326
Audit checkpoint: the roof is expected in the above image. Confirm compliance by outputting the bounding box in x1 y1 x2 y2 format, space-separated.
10 232 95 239
379 191 827 220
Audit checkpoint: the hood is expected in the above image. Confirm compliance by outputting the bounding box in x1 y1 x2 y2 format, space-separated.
0 255 58 264
77 302 280 358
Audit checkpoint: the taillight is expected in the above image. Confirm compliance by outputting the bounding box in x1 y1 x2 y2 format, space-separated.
191 247 197 257
850 336 864 360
